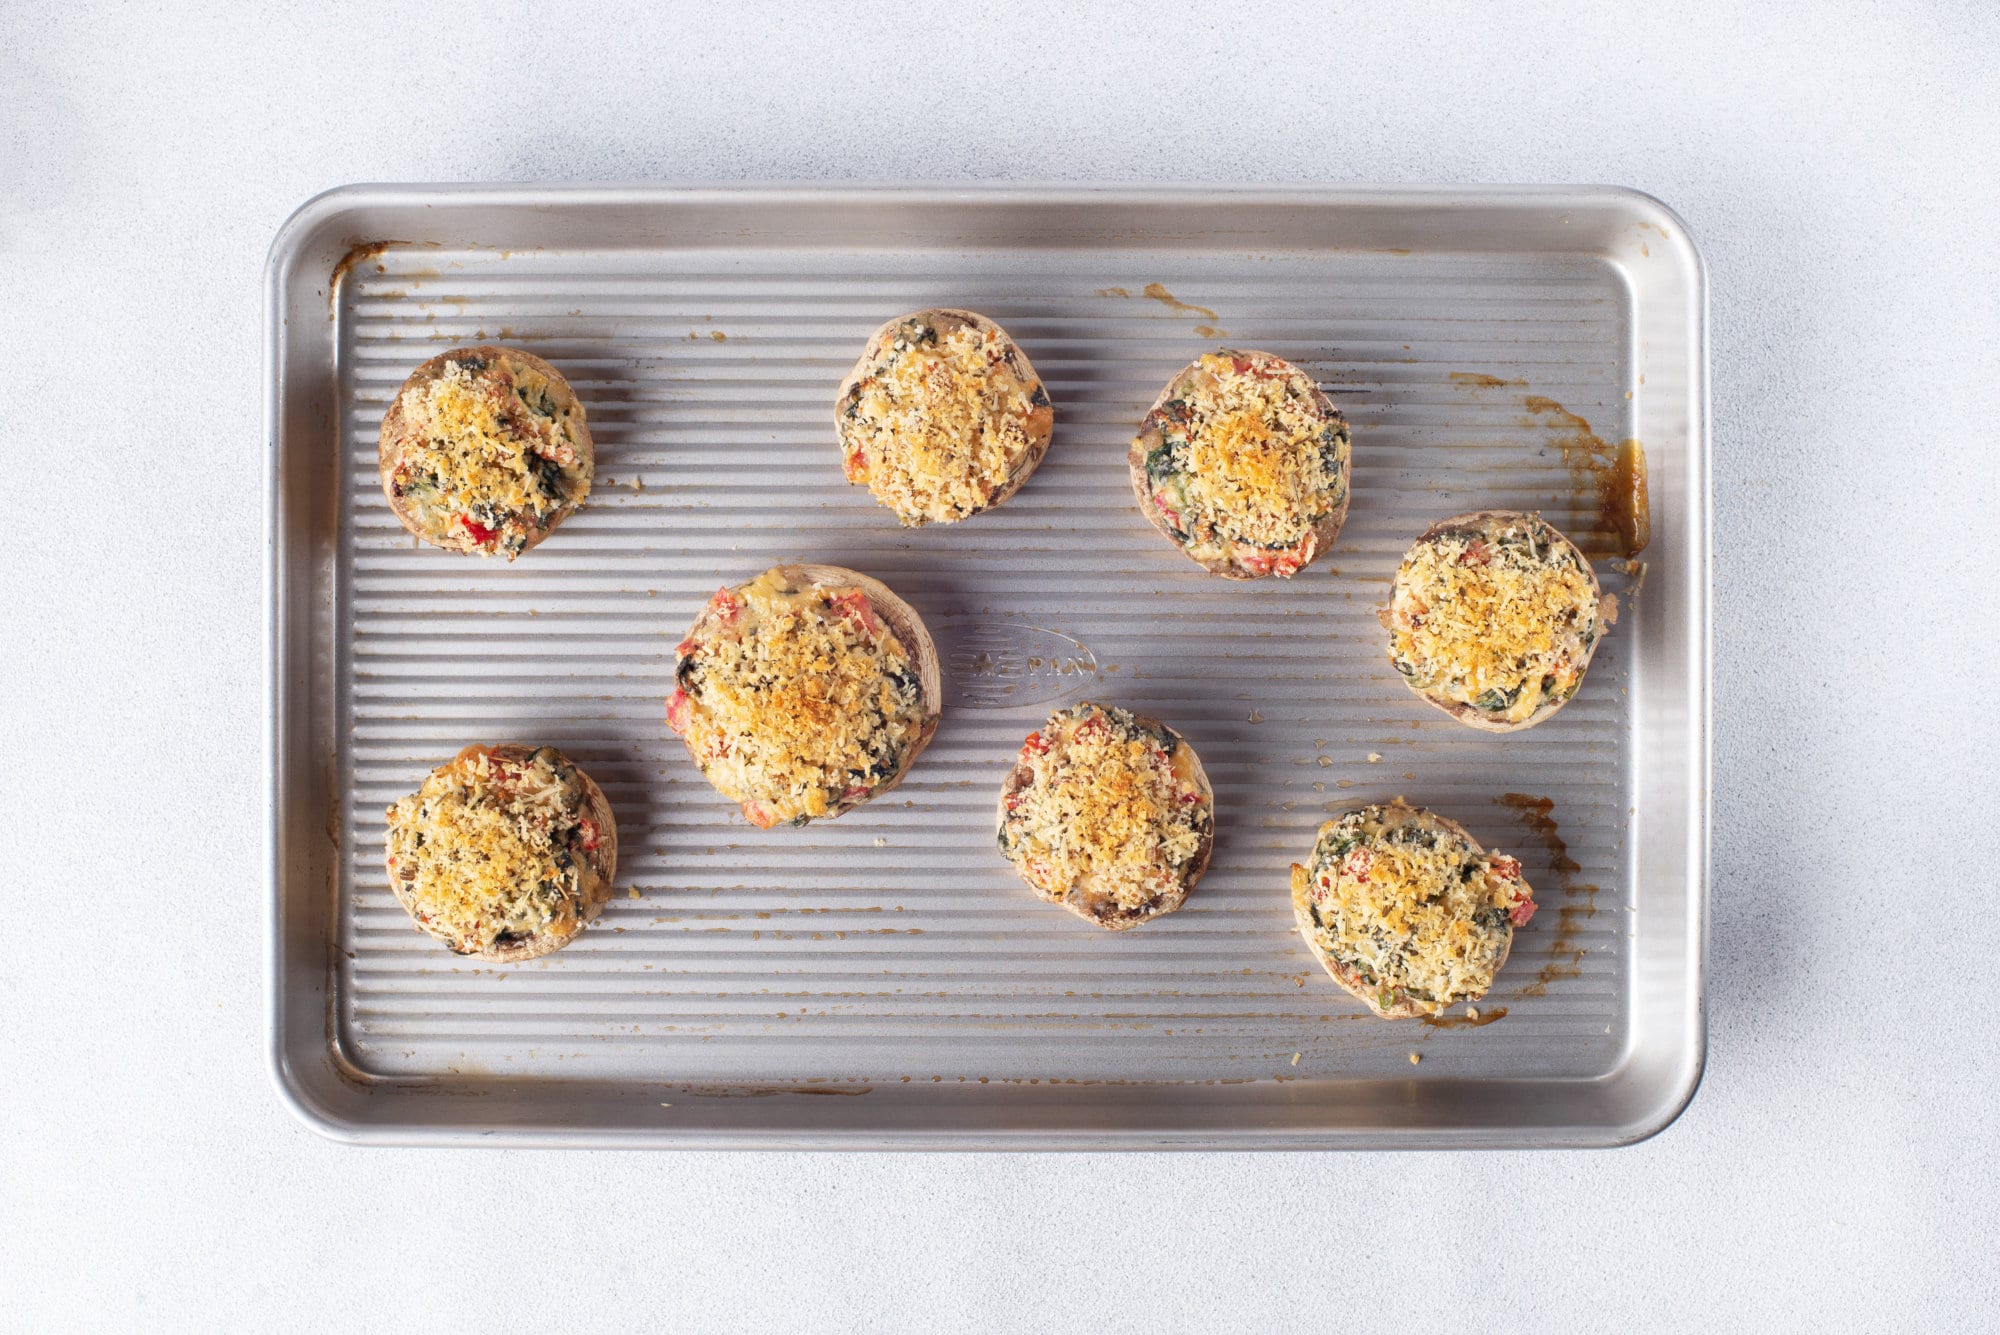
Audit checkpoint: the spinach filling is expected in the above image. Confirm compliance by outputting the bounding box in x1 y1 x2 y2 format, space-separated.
532 453 571 504
1316 423 1350 508
1383 824 1439 853
1144 434 1187 485
515 384 563 421
1142 432 1194 539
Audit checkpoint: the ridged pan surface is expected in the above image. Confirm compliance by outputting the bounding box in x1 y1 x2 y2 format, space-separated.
271 186 1706 1147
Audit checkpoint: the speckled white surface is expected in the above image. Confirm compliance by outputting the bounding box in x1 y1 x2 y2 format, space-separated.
3 1 1996 1328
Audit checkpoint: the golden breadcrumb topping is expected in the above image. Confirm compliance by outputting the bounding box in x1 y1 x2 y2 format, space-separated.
998 703 1210 922
1388 514 1606 724
1137 351 1348 572
838 315 1050 525
386 352 591 557
1290 802 1534 1013
669 569 930 827
385 746 599 956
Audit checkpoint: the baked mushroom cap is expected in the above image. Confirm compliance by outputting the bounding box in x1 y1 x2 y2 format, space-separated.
384 744 617 963
835 309 1055 526
995 702 1215 930
1382 510 1618 733
377 345 594 559
666 564 942 827
1128 349 1350 579
1290 801 1535 1018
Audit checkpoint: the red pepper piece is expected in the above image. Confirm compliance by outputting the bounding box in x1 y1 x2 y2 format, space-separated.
829 590 879 634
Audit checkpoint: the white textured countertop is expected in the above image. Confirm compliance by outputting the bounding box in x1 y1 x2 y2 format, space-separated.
4 2 1995 1327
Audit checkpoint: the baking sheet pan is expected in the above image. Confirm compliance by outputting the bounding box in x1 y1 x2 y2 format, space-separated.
266 184 1708 1147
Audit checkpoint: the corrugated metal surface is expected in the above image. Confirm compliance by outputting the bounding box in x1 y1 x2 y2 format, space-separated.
269 186 1705 1146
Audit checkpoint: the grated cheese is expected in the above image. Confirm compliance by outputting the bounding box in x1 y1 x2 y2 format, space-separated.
1290 802 1533 1013
1387 513 1605 723
998 703 1210 924
670 569 930 826
838 314 1050 526
384 746 595 956
385 352 592 558
1137 351 1348 570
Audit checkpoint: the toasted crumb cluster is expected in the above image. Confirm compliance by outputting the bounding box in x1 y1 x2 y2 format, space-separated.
1137 351 1348 574
385 746 604 956
1387 513 1607 725
998 703 1211 926
1291 802 1535 1015
667 569 931 827
383 351 591 557
838 312 1052 525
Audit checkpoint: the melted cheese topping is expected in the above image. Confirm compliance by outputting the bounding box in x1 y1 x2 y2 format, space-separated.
1290 803 1530 1012
384 747 594 956
386 353 592 558
838 316 1048 526
1139 352 1348 567
672 569 930 825
998 703 1210 922
1388 515 1603 724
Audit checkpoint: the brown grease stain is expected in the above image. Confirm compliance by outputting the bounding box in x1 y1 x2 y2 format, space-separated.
1612 440 1650 552
1497 794 1581 876
1525 905 1599 995
328 239 402 303
1193 324 1229 338
681 1085 873 1099
1094 286 1131 298
710 330 727 342
1421 1006 1509 1030
1522 396 1652 557
1141 281 1219 322
1449 371 1525 388
1496 793 1600 996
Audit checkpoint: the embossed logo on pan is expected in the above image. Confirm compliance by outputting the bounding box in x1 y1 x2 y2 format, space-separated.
938 622 1099 710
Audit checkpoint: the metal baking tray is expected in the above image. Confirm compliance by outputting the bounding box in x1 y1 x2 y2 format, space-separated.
266 184 1708 1148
